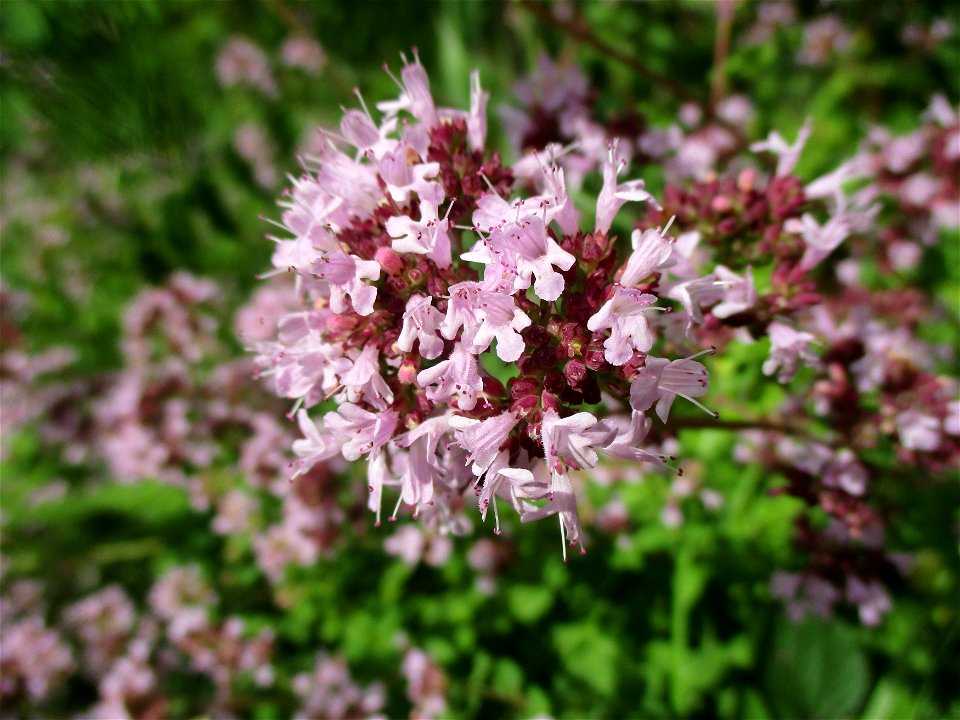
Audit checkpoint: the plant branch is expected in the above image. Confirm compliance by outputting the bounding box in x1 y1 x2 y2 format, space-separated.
710 0 735 112
669 415 834 446
518 0 702 106
518 0 750 146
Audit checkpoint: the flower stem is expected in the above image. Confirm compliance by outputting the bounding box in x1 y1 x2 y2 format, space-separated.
518 0 702 106
519 0 750 146
670 415 834 446
710 0 735 113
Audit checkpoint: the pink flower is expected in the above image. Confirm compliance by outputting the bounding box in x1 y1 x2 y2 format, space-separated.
520 464 585 560
784 213 851 271
398 295 445 360
216 37 277 96
416 343 482 411
294 653 385 720
823 449 868 496
340 108 397 157
763 322 820 382
338 345 394 410
586 289 659 365
750 119 811 177
394 414 454 508
896 410 941 451
385 201 452 268
212 490 260 535
540 409 613 471
796 16 851 66
292 409 343 478
467 70 488 152
0 617 74 700
311 144 381 213
466 216 575 301
472 169 575 234
378 54 438 127
944 401 960 436
323 403 398 461
376 142 443 206
254 521 320 581
476 450 550 535
595 143 659 234
620 224 675 286
402 648 447 720
280 36 326 74
846 577 891 627
629 352 716 422
668 274 726 328
596 411 665 467
312 251 380 316
710 265 756 319
450 411 520 474
441 282 531 362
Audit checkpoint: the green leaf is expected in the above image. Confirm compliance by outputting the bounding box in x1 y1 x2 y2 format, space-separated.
764 615 870 719
21 480 191 527
553 623 619 697
507 583 553 624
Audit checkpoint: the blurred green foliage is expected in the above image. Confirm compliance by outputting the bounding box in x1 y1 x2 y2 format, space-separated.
2 0 959 718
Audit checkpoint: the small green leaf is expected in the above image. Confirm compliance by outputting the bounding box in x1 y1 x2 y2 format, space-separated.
553 623 619 697
507 583 553 624
764 615 870 719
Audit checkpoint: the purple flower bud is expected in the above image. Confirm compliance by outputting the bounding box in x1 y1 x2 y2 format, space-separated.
564 359 587 389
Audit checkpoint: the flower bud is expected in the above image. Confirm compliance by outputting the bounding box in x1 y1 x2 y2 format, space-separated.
511 393 539 417
398 356 419 384
584 348 606 371
482 376 506 398
540 391 560 414
737 168 757 193
564 359 587 390
522 325 551 347
509 377 539 400
327 314 359 333
543 371 565 393
711 196 733 213
374 247 405 275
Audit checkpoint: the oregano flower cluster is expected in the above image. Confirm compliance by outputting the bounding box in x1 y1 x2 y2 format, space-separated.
253 52 958 588
252 54 731 559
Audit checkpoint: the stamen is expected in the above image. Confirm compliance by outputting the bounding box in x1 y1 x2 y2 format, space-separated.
559 515 568 563
678 394 720 418
352 87 375 122
258 215 290 232
285 396 305 420
554 140 581 160
388 492 404 522
320 126 350 145
382 62 405 92
256 268 286 280
478 172 503 198
683 346 717 361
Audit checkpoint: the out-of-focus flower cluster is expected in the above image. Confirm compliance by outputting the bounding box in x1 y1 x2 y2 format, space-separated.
0 567 445 719
0 272 452 716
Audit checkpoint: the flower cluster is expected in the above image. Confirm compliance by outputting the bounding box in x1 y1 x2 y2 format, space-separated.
254 53 729 560
254 52 958 623
637 96 956 623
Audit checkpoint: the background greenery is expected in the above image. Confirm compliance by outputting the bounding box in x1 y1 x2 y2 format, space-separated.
1 1 958 718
